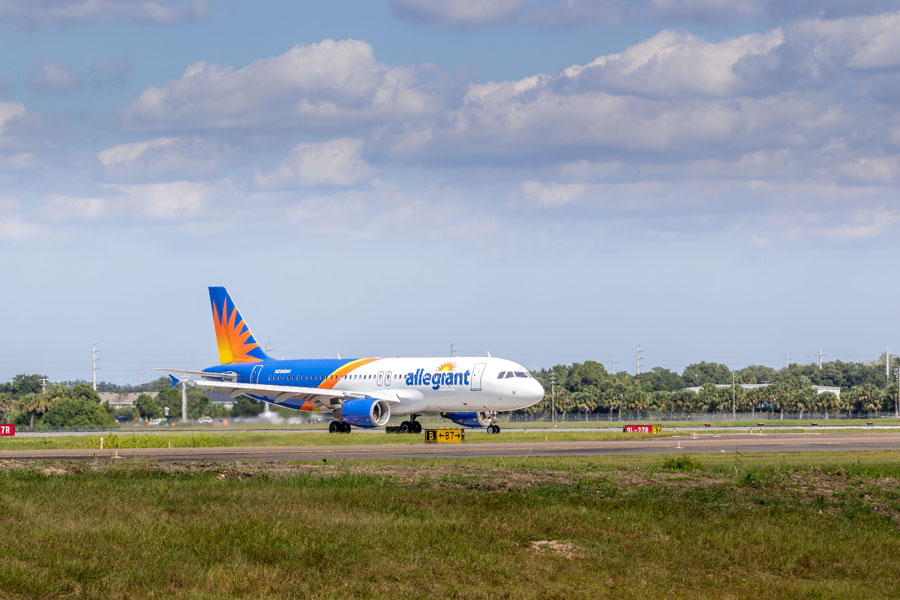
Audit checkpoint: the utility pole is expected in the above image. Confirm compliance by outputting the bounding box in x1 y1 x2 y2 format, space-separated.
91 343 99 391
181 380 187 422
40 377 48 394
895 369 900 418
732 369 736 419
785 352 789 369
450 343 455 357
635 344 641 376
550 374 557 427
139 368 143 386
611 356 615 375
818 348 823 370
887 348 891 380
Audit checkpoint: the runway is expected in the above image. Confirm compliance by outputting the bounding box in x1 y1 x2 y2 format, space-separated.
3 432 900 462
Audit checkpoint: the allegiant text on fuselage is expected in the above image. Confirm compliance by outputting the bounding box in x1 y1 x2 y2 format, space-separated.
406 369 470 390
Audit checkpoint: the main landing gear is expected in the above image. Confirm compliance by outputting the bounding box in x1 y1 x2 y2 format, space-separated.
485 411 501 434
399 416 422 434
329 421 351 433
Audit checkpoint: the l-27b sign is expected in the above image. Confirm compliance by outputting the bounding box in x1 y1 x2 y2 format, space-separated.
0 424 14 436
622 425 661 434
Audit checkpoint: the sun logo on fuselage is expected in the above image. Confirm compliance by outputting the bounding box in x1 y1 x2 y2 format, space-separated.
437 362 456 372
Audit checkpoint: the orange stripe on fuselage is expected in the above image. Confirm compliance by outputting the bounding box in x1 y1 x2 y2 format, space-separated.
318 358 380 389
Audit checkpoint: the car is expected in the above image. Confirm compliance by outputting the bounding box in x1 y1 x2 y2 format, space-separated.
197 416 214 424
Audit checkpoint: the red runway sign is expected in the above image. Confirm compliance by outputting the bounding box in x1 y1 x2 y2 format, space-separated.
622 425 661 434
0 424 14 436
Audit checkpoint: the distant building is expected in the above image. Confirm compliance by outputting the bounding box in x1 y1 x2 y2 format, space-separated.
204 389 236 409
684 383 840 399
99 392 158 407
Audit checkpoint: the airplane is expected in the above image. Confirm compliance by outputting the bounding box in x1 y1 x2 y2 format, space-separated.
159 287 544 434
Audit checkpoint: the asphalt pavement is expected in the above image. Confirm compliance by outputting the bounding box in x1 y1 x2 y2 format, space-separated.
3 432 900 462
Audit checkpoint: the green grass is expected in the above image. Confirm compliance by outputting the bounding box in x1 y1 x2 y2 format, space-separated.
1 453 899 599
0 429 685 450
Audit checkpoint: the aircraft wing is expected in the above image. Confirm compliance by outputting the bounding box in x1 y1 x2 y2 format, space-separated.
155 368 237 381
185 379 402 412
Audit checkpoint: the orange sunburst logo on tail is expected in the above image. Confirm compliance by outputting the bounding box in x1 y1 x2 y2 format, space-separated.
437 362 456 372
212 296 264 364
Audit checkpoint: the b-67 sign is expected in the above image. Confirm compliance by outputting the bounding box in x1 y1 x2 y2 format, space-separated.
0 424 14 436
425 429 464 443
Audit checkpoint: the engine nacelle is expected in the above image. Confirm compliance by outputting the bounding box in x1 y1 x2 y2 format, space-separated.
338 398 391 428
441 411 490 428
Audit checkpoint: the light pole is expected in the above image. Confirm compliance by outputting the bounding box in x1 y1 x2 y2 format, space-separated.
550 374 557 427
894 369 900 418
731 368 736 420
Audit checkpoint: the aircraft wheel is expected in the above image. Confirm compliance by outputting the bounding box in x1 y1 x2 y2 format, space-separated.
493 425 501 434
412 421 422 434
400 421 410 433
341 422 352 433
329 421 339 434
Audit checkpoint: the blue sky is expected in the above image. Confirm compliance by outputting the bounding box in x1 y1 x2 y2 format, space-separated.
2 0 900 383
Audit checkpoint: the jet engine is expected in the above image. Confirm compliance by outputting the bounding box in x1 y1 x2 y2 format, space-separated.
338 398 391 428
441 411 490 428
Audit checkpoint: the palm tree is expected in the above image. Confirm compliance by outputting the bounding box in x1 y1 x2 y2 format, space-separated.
18 393 53 428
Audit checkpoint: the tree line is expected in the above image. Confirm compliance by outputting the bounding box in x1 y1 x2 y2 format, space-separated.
0 375 264 429
526 358 900 419
3 356 899 427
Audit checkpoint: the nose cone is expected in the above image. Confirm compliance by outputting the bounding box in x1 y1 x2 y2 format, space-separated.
522 378 545 404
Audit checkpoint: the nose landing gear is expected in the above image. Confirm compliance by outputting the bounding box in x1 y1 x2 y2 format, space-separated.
485 411 501 434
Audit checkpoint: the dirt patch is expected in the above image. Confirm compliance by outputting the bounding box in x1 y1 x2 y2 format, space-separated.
531 540 582 559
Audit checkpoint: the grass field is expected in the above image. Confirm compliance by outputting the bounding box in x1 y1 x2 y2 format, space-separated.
1 452 899 599
0 430 686 451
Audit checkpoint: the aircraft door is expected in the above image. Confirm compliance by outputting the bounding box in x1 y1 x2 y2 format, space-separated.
470 362 486 391
250 364 263 384
377 371 384 386
384 371 392 387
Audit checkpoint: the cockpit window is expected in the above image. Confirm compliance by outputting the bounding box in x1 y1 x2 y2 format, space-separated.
515 371 527 378
497 371 507 379
504 372 515 379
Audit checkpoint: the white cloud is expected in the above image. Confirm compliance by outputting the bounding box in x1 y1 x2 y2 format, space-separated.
97 136 234 179
837 155 900 183
0 213 46 241
254 138 375 189
41 181 214 222
115 181 211 218
564 28 783 97
406 0 900 28
391 0 530 26
282 183 497 241
519 181 585 207
42 195 105 220
0 0 209 27
119 39 444 133
0 101 26 134
27 59 83 92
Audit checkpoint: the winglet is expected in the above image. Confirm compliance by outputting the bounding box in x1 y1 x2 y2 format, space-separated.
168 374 180 388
